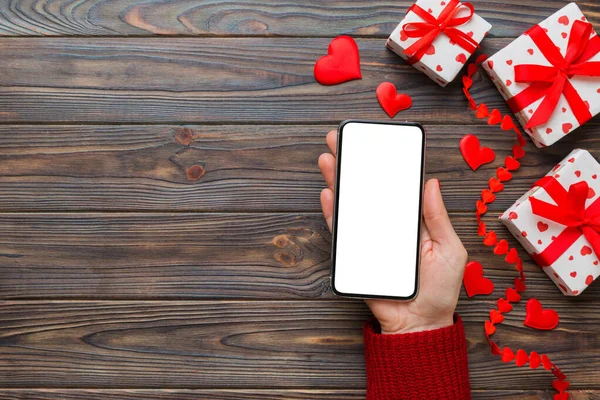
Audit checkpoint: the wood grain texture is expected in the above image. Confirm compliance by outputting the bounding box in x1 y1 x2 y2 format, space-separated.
0 37 533 123
0 211 599 300
0 0 597 37
0 300 597 389
0 389 598 399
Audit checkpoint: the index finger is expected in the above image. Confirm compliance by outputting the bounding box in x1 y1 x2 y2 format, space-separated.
326 130 337 156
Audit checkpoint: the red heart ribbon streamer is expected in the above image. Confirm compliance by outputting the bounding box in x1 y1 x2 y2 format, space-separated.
401 0 478 63
530 175 600 266
506 20 600 128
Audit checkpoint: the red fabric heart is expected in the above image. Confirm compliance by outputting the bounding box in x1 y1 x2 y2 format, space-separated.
515 349 529 367
376 82 412 118
481 189 496 203
460 135 495 171
501 347 515 362
553 380 570 393
314 36 362 85
506 287 521 302
476 200 487 216
496 167 512 181
501 115 515 130
505 156 520 171
484 320 496 335
541 354 553 370
483 231 497 246
488 109 502 125
514 277 526 293
489 177 504 192
512 144 525 159
463 261 494 297
497 298 513 313
494 239 509 255
490 309 504 324
554 393 569 400
524 298 559 330
478 221 486 236
529 351 541 369
475 103 490 118
505 247 518 264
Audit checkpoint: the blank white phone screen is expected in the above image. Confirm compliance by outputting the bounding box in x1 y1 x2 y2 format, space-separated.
333 122 424 299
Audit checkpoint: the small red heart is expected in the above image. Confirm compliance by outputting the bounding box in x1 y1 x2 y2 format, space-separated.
501 347 515 362
513 144 525 159
505 156 520 171
568 157 575 163
563 123 573 133
541 354 552 370
441 0 446 5
562 107 567 113
426 45 436 55
436 65 443 72
506 287 521 302
586 274 595 285
506 59 513 66
488 109 502 125
483 231 498 246
508 211 518 220
546 128 553 134
529 351 541 369
570 271 577 278
476 200 487 215
505 247 518 264
581 245 592 256
481 189 495 204
506 79 513 87
594 174 598 179
561 32 568 39
478 221 486 236
494 239 509 255
524 298 559 330
497 298 513 313
569 255 574 261
497 167 512 181
555 393 569 400
455 53 467 64
487 60 494 69
537 221 549 232
314 36 362 85
489 177 504 192
463 261 494 297
527 48 534 55
558 15 570 26
553 163 562 171
594 260 599 265
501 115 515 131
552 380 570 393
522 231 527 237
575 170 581 177
514 277 526 292
515 349 529 367
428 8 433 13
490 309 504 324
460 135 496 171
376 82 413 118
484 320 496 335
476 103 490 119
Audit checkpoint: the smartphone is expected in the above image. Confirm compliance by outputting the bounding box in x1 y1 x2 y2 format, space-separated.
330 120 426 300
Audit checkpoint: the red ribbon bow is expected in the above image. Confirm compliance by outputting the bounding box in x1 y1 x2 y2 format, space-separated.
530 175 600 267
507 20 600 129
402 0 478 63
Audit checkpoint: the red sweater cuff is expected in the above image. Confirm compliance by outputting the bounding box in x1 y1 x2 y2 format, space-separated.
363 314 471 400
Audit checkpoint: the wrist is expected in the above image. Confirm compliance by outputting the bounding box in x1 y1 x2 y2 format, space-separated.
380 314 455 335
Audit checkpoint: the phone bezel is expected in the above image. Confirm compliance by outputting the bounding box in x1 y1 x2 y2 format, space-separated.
330 120 426 301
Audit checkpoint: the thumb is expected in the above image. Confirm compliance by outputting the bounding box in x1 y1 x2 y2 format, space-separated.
422 179 458 243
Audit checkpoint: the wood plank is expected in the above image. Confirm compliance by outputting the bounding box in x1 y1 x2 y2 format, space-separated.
0 0 597 38
0 122 599 212
0 212 597 300
0 37 531 123
0 389 597 399
0 300 597 389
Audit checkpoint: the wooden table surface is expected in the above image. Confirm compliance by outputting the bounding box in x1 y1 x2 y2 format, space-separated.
0 1 599 399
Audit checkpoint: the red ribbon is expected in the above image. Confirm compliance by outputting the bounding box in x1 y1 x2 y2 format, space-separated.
507 20 600 129
530 175 600 267
401 0 478 63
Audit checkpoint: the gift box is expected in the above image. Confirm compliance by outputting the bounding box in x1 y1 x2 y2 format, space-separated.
483 3 600 148
500 149 600 296
386 0 491 87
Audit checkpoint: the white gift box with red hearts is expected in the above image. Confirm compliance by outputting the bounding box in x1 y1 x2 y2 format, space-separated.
386 0 491 87
483 3 600 148
500 149 600 296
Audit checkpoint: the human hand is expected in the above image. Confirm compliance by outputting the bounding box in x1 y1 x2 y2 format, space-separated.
318 130 468 334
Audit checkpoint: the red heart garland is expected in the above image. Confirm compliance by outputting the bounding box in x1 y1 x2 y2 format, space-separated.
463 261 494 297
314 36 362 85
460 134 496 171
524 298 560 331
376 82 413 118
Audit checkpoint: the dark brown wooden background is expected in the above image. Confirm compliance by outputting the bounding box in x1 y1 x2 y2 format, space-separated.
0 1 598 399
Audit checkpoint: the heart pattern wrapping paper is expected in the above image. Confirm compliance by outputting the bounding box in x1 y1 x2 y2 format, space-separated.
386 0 491 87
483 2 600 147
500 148 600 296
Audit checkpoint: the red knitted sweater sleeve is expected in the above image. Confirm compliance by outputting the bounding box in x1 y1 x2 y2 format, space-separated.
363 314 471 400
